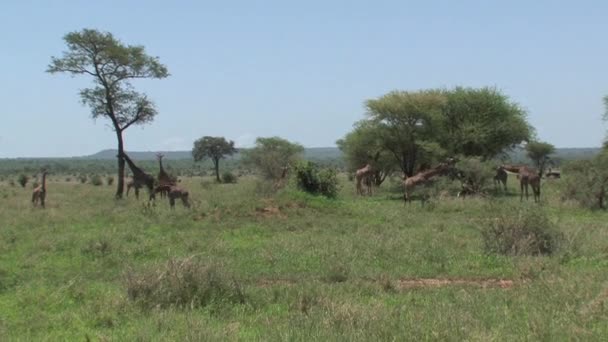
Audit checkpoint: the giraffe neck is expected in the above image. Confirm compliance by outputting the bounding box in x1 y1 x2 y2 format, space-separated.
123 154 146 178
421 165 446 179
41 173 47 191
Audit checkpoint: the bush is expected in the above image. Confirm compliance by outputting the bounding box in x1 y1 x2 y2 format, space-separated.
90 174 103 186
221 171 237 184
17 174 28 188
79 174 87 184
481 205 561 256
124 257 245 309
107 176 114 186
456 157 495 195
561 155 608 209
293 161 339 198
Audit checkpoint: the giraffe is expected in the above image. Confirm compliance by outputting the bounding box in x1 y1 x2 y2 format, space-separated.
155 184 190 209
120 152 156 201
125 178 141 198
355 164 374 196
493 166 508 192
156 153 176 198
403 159 456 203
501 164 541 202
32 170 48 208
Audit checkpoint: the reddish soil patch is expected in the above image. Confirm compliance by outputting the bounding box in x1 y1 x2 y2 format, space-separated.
254 204 285 218
397 278 514 289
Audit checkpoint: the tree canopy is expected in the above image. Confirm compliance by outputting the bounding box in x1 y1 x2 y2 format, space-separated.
242 137 304 180
336 121 395 185
525 141 555 176
47 29 169 198
192 136 237 182
341 87 532 177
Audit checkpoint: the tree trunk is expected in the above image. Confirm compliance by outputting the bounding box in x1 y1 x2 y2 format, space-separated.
115 130 125 199
214 158 220 183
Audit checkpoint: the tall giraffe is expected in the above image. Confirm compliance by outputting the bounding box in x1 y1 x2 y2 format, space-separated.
501 164 541 202
120 152 156 201
355 164 374 196
493 166 508 192
32 170 48 208
403 159 456 203
156 153 176 198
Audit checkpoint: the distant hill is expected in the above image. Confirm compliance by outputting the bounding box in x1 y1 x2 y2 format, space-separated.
84 147 344 161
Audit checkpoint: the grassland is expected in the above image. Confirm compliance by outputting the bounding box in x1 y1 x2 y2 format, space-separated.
0 175 607 341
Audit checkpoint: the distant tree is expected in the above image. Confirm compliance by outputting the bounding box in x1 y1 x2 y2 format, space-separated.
526 141 555 176
192 136 237 182
336 121 395 185
47 29 169 198
603 95 608 149
242 137 304 180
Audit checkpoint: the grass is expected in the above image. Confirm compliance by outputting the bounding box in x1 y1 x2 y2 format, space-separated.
0 175 607 340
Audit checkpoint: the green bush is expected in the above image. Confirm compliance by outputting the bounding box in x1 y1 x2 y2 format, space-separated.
561 154 608 209
481 205 561 256
456 157 495 195
106 176 114 186
90 174 103 186
293 161 339 198
221 171 237 184
124 258 245 309
17 174 28 188
79 174 87 184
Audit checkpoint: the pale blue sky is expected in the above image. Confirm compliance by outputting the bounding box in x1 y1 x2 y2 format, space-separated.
1 0 607 157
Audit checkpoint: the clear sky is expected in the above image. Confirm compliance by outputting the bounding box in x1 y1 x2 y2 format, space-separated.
1 0 607 158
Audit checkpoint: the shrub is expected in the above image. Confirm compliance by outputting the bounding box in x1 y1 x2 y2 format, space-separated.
8 179 15 187
221 171 237 184
561 154 608 209
481 205 561 256
17 174 28 188
90 174 103 186
124 257 245 309
79 174 87 184
293 161 339 198
107 176 114 186
456 157 495 195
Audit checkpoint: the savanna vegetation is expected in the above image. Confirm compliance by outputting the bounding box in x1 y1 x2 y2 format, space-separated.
1 27 608 341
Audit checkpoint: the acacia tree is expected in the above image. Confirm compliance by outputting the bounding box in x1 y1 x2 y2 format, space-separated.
366 90 446 177
192 136 237 182
354 87 531 177
336 121 395 185
526 141 555 176
242 137 304 180
47 29 169 198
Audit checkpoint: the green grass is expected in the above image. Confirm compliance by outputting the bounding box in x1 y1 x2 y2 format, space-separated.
0 176 607 340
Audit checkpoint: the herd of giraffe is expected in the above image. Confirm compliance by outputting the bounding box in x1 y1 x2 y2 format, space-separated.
355 160 555 203
29 152 554 209
32 152 190 209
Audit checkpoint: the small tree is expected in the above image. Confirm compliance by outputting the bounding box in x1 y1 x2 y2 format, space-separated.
242 137 304 181
192 136 237 182
526 141 555 176
562 153 608 209
17 174 29 188
336 121 395 186
47 29 169 198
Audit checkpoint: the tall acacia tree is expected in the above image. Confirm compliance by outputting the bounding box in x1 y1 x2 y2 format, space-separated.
47 29 169 198
192 136 238 182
